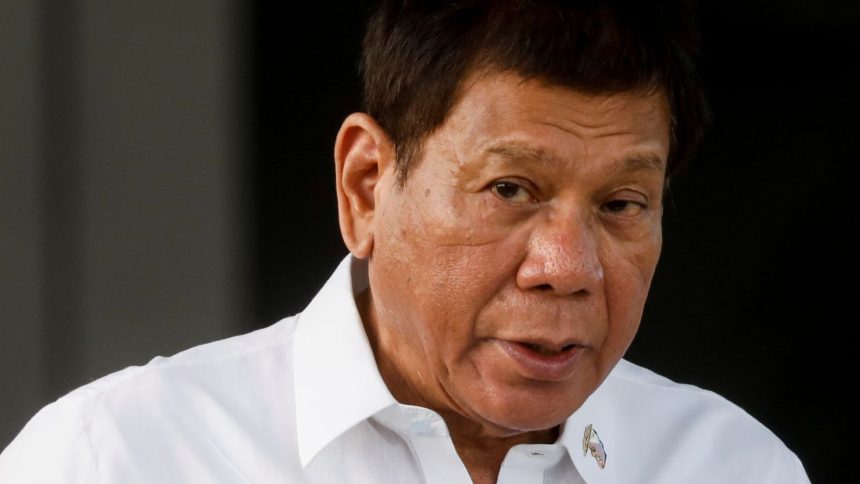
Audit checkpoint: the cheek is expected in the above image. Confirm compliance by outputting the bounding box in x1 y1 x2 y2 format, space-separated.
599 235 661 358
415 231 517 306
378 190 530 348
600 216 662 289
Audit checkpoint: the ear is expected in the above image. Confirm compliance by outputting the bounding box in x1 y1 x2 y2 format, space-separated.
334 113 396 259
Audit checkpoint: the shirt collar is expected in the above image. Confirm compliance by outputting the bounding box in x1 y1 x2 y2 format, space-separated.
293 254 397 467
294 253 619 483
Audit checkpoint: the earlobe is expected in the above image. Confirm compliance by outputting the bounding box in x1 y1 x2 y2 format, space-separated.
334 113 395 259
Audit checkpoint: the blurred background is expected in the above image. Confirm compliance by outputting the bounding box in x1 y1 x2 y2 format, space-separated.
1 1 856 481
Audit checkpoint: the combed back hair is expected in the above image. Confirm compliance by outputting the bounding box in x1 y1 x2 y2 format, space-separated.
361 0 709 186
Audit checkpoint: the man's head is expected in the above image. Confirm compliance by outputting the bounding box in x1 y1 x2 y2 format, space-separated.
334 0 702 438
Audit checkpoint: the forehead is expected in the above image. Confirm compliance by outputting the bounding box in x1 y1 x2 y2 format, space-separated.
433 71 671 172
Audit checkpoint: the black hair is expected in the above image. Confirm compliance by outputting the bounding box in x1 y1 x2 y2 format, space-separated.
362 0 709 184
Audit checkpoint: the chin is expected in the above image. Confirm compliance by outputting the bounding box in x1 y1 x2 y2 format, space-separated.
471 382 586 434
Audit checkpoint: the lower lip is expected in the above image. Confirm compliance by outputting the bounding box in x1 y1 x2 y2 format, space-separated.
495 340 582 381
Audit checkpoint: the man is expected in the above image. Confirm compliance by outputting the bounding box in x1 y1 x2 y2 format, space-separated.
0 1 809 483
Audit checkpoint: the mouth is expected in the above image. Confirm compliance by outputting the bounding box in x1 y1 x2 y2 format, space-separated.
496 339 583 381
521 342 578 356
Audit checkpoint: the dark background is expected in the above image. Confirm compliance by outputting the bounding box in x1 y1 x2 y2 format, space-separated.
2 1 856 481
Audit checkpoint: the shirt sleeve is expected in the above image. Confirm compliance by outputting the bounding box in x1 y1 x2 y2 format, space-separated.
0 398 99 483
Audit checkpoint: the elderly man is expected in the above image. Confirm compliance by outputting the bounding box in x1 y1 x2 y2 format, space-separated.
0 1 809 483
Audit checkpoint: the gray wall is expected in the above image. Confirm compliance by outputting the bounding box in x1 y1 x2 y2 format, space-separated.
1 0 249 446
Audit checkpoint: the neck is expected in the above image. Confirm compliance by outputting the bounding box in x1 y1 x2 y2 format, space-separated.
443 411 559 483
357 288 560 482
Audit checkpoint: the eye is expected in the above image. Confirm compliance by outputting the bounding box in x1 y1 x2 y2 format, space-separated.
602 199 646 217
490 180 534 204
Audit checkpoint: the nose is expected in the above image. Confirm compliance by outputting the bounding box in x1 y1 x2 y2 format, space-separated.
515 209 604 297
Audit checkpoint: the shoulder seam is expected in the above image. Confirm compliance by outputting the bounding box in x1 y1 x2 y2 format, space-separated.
68 317 299 408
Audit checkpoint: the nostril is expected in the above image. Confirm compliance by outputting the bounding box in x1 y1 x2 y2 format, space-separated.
536 283 553 291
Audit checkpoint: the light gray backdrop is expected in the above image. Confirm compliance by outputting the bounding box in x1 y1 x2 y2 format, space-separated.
1 0 250 445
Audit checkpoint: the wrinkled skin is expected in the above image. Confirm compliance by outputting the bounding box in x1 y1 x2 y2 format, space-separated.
336 70 670 480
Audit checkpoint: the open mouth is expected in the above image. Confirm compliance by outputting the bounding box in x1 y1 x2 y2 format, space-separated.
496 339 583 381
521 342 577 356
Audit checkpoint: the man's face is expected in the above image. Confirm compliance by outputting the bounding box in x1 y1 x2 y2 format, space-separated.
365 71 669 434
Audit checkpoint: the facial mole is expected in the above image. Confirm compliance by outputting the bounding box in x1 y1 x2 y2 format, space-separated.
425 188 431 197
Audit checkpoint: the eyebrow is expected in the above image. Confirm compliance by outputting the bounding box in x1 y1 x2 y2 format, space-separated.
483 143 666 174
485 144 557 166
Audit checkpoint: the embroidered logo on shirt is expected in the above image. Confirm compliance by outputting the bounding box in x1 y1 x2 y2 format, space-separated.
582 424 607 469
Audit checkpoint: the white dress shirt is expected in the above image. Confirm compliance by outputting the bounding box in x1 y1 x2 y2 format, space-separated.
0 255 810 483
